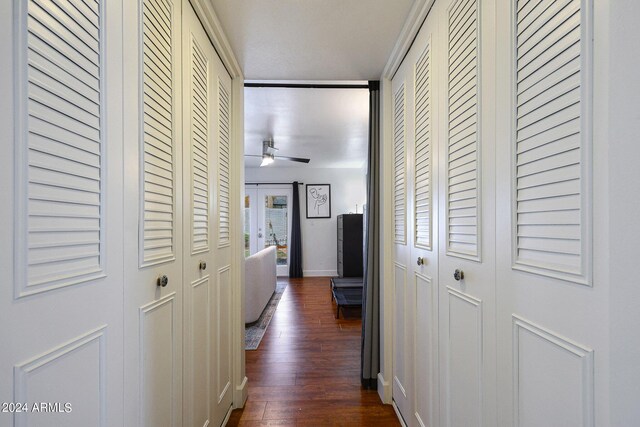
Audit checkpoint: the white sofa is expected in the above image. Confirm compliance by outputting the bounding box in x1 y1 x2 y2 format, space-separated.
245 246 277 324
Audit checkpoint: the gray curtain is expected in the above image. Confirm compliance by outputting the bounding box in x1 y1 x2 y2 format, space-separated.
361 81 380 389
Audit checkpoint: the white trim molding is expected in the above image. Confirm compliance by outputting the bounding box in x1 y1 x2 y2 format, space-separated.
303 270 338 277
512 315 594 427
383 0 436 80
379 76 394 406
14 326 108 427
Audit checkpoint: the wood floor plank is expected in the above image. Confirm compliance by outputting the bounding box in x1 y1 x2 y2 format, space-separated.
227 277 400 426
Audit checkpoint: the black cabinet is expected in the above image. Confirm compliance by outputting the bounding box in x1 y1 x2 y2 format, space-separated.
337 214 363 277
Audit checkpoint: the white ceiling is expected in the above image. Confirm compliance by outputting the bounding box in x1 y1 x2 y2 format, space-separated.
244 86 370 169
209 0 415 80
210 1 414 170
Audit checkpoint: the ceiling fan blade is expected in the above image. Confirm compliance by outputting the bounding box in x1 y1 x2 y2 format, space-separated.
276 156 310 163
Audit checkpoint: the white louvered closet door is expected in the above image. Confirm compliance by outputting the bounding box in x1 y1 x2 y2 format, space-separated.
390 69 413 424
182 3 233 426
436 0 497 425
211 42 235 427
409 6 441 427
0 0 126 425
123 0 183 425
494 0 607 425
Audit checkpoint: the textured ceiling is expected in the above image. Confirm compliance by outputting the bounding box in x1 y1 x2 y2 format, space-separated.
244 87 369 169
209 0 415 80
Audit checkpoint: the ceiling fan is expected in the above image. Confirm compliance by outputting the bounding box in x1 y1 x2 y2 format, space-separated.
245 138 310 166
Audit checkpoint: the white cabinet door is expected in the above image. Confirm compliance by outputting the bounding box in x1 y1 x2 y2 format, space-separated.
182 3 234 425
436 0 497 425
0 1 125 426
123 0 183 425
494 0 606 425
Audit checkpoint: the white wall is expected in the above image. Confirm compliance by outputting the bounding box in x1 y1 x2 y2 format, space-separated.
245 167 366 277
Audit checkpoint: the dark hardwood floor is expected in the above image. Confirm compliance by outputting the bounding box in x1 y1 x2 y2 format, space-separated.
227 277 400 426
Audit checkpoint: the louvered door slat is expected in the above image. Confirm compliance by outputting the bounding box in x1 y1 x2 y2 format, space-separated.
141 0 175 265
447 0 480 259
15 0 104 296
513 0 589 283
393 84 406 245
414 43 432 250
218 80 231 246
190 38 210 253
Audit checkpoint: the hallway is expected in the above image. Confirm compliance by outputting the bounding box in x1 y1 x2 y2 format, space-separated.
228 277 400 426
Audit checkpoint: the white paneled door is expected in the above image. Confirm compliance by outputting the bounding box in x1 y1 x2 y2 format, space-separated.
391 73 413 424
392 6 442 426
437 0 497 425
124 0 234 426
390 0 498 425
182 2 232 426
495 0 606 425
0 0 125 426
388 0 608 425
182 3 234 426
410 8 441 427
123 0 184 425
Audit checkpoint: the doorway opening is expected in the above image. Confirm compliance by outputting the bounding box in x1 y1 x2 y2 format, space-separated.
245 185 292 276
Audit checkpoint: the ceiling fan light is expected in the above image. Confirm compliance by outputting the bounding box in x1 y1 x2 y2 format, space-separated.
260 154 274 167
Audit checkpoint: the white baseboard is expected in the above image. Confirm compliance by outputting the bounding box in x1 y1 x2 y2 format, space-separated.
233 376 248 409
303 269 337 277
378 372 392 404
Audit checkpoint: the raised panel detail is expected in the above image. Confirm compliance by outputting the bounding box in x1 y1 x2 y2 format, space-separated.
513 316 594 427
446 0 480 260
15 0 105 296
189 277 211 427
414 40 433 251
215 266 232 403
393 84 406 245
141 0 176 266
393 262 407 398
140 293 176 427
14 327 106 427
513 0 591 285
446 287 482 427
190 37 210 254
217 81 231 247
415 273 435 427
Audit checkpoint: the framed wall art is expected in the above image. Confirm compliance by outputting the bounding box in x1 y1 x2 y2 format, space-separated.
306 184 331 218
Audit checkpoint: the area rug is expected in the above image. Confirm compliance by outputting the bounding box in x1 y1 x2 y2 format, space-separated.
245 280 287 350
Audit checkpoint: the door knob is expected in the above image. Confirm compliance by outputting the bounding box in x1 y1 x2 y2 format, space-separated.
157 275 169 287
199 261 207 271
417 257 425 266
453 269 464 281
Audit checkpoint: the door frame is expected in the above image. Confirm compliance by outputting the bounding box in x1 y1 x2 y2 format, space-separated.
245 184 293 276
189 0 248 409
245 187 258 257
